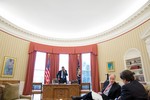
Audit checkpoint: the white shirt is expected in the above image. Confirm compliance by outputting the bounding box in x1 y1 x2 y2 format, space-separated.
61 71 64 78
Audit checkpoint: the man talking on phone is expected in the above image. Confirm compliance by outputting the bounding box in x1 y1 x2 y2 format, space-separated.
57 66 68 84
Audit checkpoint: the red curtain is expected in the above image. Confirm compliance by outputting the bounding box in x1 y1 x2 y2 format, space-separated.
24 42 100 94
91 53 100 92
75 45 97 55
69 54 78 80
23 51 36 95
29 42 97 55
29 42 53 53
49 53 59 83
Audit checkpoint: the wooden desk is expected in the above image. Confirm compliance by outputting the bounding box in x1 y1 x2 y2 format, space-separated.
43 84 80 100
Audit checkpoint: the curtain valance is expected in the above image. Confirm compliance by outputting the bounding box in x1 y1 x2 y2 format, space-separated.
29 42 97 55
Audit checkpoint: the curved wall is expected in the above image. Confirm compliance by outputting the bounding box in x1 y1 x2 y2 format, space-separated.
0 19 150 85
0 30 29 81
98 19 150 83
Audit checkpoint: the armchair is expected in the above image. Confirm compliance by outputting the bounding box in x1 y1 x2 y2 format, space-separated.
52 78 59 84
80 82 91 95
0 80 31 100
71 80 78 84
143 84 150 100
32 82 43 100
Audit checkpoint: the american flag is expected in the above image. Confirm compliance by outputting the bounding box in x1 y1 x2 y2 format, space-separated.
44 58 50 84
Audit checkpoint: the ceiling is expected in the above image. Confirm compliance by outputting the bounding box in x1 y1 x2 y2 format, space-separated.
0 0 149 40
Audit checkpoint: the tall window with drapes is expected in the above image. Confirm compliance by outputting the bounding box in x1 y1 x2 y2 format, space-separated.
59 54 69 81
23 42 100 95
81 53 91 84
33 53 92 85
33 52 46 83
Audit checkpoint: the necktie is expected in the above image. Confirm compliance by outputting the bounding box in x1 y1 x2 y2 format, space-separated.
103 83 112 95
61 71 63 78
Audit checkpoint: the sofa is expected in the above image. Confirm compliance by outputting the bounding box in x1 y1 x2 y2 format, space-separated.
0 80 31 100
143 84 150 100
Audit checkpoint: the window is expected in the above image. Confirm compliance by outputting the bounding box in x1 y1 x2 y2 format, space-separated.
33 52 46 84
81 53 91 83
33 52 91 85
59 54 69 81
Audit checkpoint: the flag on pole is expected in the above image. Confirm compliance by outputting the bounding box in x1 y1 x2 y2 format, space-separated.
77 54 81 84
44 58 50 84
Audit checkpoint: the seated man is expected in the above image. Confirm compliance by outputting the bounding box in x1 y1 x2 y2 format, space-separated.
118 70 148 100
72 74 121 100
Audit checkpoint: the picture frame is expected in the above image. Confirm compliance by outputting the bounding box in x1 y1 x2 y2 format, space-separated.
1 56 16 77
107 61 115 72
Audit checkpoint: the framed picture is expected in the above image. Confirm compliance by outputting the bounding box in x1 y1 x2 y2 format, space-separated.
1 56 16 77
107 61 115 72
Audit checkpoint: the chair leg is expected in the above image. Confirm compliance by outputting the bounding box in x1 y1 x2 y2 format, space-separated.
32 94 34 100
40 94 42 100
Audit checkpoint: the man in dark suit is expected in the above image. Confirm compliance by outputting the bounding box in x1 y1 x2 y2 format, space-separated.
57 66 68 83
72 74 121 100
100 74 121 100
119 70 148 100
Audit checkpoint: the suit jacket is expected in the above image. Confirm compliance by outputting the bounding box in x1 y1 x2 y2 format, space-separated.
102 81 121 100
120 80 147 100
57 70 68 83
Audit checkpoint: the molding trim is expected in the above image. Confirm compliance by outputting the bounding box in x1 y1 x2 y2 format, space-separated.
141 22 150 40
0 1 150 46
146 81 150 84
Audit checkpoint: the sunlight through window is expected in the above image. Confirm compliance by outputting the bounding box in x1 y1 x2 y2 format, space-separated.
82 53 91 83
33 52 46 84
59 54 69 81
